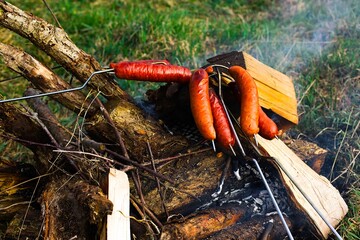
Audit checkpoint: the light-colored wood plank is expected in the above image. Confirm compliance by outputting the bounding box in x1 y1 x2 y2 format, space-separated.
107 169 130 240
243 52 298 125
256 136 348 238
255 80 298 125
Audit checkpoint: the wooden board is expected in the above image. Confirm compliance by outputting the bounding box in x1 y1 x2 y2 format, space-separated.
107 169 130 240
256 135 348 238
242 52 298 125
206 51 298 129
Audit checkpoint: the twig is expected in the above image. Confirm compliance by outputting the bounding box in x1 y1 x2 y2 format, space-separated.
95 97 129 159
147 141 169 219
23 93 82 175
130 196 159 235
0 172 55 195
18 177 41 240
144 147 212 168
104 148 174 184
131 171 147 224
42 0 62 29
130 195 163 229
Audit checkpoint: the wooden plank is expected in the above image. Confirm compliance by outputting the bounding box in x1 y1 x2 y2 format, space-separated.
206 51 299 126
256 136 348 238
107 169 130 240
243 52 298 125
255 80 298 125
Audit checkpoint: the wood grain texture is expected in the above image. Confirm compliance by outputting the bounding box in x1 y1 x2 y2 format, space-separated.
107 169 130 240
243 52 298 126
256 135 348 238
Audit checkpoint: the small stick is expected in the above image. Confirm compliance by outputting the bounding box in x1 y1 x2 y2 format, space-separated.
130 195 163 229
144 147 212 167
131 170 147 224
130 196 157 235
147 141 169 219
105 148 174 184
42 0 62 29
95 97 129 159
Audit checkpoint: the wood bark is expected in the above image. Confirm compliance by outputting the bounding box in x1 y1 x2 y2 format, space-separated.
0 42 98 116
0 1 127 100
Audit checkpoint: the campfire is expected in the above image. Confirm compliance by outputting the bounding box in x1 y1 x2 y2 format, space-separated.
0 2 349 240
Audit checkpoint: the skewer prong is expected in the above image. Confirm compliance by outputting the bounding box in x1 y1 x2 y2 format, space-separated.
211 140 217 152
229 145 236 156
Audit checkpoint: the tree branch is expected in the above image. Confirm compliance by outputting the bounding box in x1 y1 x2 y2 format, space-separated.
0 1 127 100
0 42 98 116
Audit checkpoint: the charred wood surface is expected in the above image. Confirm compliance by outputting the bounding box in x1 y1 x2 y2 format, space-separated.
40 175 112 240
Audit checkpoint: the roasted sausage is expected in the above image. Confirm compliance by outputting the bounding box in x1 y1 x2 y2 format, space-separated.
229 66 259 136
110 61 192 83
209 88 235 148
189 69 216 140
258 107 279 140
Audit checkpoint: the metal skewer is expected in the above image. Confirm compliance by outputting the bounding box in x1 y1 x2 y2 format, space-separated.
251 158 294 240
213 66 294 240
270 156 343 240
215 67 246 157
0 69 114 103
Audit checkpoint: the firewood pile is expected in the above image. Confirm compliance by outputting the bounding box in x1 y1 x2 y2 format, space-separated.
0 2 348 240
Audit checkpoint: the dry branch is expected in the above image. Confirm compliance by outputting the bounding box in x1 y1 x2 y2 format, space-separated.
0 42 98 116
0 1 126 100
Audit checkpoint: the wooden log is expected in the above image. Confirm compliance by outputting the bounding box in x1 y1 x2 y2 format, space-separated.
0 1 127 100
0 100 53 172
255 135 348 239
208 215 293 240
285 138 328 174
0 42 98 116
41 175 113 239
160 206 247 240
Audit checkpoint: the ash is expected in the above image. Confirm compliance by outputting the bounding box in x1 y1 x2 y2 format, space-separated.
197 161 293 217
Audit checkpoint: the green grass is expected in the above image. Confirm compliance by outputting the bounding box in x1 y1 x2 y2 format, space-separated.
0 0 359 238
